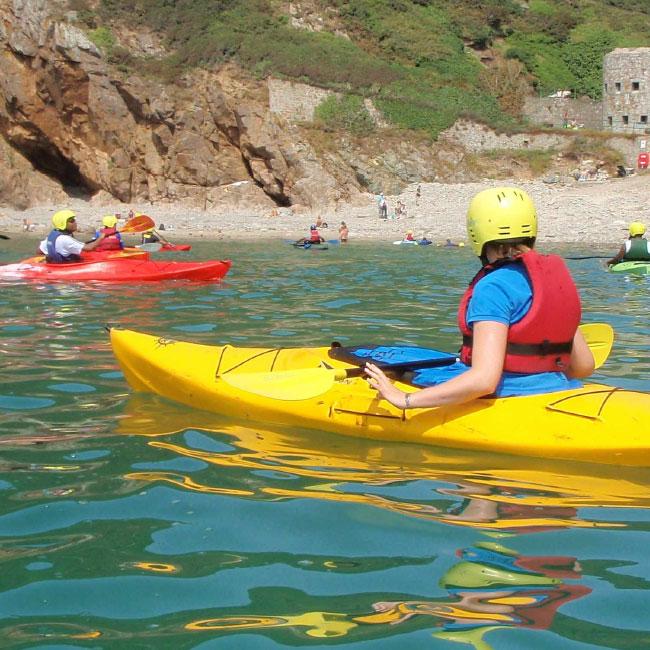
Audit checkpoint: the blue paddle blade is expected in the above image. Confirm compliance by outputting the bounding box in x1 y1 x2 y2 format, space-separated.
329 344 456 367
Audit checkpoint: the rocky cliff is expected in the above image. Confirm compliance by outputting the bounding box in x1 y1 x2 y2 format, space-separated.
1 0 434 212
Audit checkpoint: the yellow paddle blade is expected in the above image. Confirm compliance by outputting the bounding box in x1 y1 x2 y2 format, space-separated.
219 367 348 400
579 322 614 370
120 214 155 234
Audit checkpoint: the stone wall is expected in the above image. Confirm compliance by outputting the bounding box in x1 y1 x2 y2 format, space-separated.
268 78 339 121
523 96 602 129
439 120 640 166
267 77 387 126
603 48 650 133
439 121 565 153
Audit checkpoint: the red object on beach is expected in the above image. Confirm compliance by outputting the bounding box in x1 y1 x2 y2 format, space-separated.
161 243 192 252
0 257 231 283
637 152 649 169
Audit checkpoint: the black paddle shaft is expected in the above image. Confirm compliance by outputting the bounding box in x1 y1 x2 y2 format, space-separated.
341 355 458 378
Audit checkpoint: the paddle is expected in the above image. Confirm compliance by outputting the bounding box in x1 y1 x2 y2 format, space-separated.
579 322 613 370
119 214 155 234
137 242 163 252
219 323 614 401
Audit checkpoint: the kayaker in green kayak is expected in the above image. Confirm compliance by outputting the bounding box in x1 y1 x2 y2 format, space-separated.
38 210 106 263
365 187 596 409
606 221 650 266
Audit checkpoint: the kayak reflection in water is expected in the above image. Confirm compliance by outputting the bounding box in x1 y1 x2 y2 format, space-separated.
365 187 596 406
355 541 591 646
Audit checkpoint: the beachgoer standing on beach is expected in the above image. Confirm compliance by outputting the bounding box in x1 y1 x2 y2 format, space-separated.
378 193 388 219
339 221 349 243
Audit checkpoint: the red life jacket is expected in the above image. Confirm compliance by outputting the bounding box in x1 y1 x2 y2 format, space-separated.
94 227 122 251
310 229 322 242
457 251 581 373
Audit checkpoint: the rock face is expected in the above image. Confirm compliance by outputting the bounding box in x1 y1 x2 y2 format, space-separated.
0 0 365 211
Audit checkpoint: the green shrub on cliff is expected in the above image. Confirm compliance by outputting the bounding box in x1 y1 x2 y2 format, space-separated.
88 26 115 53
84 0 650 135
314 95 376 136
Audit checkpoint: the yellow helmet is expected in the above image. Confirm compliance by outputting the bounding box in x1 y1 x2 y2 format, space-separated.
102 215 118 228
466 187 537 256
629 221 646 236
52 209 77 230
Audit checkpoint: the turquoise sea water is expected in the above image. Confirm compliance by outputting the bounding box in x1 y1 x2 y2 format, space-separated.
0 237 648 649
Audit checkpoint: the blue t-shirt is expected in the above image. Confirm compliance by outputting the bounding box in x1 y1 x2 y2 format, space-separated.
415 264 582 397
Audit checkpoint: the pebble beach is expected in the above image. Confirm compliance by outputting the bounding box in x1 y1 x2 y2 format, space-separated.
1 175 647 247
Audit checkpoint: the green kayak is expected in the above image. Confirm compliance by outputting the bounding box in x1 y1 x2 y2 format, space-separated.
609 261 650 276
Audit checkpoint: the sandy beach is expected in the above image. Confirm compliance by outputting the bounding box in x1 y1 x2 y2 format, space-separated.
1 175 647 246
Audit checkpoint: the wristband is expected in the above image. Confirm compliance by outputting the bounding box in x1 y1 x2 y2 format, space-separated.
404 393 411 409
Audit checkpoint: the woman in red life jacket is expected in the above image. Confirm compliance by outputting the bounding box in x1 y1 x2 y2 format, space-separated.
93 215 124 251
364 187 595 409
309 225 325 243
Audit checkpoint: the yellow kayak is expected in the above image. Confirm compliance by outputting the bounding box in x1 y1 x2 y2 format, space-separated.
109 328 650 466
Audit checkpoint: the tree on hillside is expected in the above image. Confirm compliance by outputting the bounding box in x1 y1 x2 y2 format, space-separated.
479 59 530 118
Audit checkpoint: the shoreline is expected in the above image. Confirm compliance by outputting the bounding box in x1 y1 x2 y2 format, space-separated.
1 175 646 245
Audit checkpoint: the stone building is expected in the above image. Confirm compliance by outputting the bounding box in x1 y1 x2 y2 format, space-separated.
603 47 650 133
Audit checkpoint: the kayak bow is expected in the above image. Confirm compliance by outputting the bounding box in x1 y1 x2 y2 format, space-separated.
609 261 650 276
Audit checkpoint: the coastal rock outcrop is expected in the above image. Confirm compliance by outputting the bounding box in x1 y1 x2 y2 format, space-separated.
0 0 360 211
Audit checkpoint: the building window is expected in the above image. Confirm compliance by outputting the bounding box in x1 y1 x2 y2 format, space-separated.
608 116 613 126
615 82 621 92
623 115 629 125
632 81 640 91
641 115 648 124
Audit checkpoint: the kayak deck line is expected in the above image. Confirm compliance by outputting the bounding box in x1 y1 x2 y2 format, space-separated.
545 387 627 420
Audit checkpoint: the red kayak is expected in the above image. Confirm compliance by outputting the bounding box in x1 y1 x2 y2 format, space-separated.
0 256 231 282
34 248 150 261
161 243 192 252
84 248 149 260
